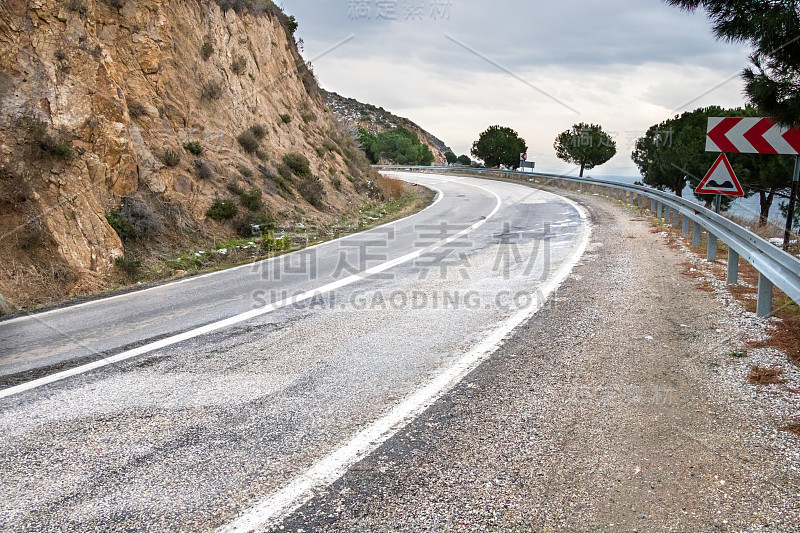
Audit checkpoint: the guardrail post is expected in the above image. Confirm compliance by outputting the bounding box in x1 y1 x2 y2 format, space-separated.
682 214 689 237
727 250 739 285
657 202 663 218
615 189 620 201
707 232 718 261
651 198 656 212
757 274 773 317
692 221 702 247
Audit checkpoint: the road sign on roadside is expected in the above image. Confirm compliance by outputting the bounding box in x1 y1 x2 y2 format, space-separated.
706 117 800 155
696 154 744 196
520 152 527 162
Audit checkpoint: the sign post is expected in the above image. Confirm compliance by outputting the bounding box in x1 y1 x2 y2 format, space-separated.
696 153 743 261
784 156 800 251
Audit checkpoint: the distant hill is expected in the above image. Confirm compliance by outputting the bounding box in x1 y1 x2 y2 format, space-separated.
324 91 452 165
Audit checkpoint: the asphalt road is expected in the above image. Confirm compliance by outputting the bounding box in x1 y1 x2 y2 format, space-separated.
0 173 589 531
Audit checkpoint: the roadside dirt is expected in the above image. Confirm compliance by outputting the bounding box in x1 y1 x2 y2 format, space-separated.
275 191 800 531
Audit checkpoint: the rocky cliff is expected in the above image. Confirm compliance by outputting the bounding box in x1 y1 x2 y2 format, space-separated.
324 90 452 165
0 0 378 310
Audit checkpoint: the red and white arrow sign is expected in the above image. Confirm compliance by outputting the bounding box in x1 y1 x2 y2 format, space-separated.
696 154 744 196
706 117 800 155
520 152 527 161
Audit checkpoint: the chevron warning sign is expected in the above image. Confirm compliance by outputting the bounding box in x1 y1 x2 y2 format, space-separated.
696 154 744 196
706 117 800 155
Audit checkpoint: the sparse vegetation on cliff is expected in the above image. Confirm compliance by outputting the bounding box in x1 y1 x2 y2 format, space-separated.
0 0 427 313
206 199 238 220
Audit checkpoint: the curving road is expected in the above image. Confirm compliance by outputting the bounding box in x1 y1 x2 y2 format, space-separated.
0 173 590 531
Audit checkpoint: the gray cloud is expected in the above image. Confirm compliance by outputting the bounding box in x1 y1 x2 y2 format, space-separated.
283 0 752 174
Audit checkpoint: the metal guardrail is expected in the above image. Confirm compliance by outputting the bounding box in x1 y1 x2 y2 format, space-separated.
377 165 800 317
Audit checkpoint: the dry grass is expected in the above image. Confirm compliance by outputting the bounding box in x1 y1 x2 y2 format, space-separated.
780 423 800 437
727 213 799 256
748 298 800 365
375 176 407 199
747 365 787 385
0 260 78 310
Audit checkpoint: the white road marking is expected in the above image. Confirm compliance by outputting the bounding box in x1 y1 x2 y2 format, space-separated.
0 183 444 327
217 194 591 533
0 183 495 400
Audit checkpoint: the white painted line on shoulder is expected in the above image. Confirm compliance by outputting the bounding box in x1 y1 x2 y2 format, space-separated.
217 194 591 533
0 183 496 399
0 180 444 327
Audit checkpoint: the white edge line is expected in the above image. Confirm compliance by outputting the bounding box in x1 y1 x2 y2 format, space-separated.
0 179 444 327
216 190 592 533
0 182 493 400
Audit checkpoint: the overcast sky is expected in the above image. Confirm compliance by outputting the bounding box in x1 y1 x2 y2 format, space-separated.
281 0 751 176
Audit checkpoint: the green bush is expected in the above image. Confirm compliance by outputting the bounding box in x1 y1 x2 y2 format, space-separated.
161 149 181 167
240 187 264 211
282 152 311 177
271 164 293 194
24 118 73 161
276 163 292 181
231 55 247 75
237 130 259 154
115 256 141 278
237 165 254 179
263 231 291 252
233 210 275 237
358 126 433 166
106 210 135 241
201 80 223 100
279 113 291 124
47 139 74 160
206 199 238 220
201 40 214 61
297 177 325 209
331 176 342 191
249 124 267 139
227 179 245 196
183 141 203 155
106 197 164 242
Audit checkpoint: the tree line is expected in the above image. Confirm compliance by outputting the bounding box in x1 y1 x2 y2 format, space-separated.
463 1 800 227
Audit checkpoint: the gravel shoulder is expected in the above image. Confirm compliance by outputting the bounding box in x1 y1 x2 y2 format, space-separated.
275 189 800 532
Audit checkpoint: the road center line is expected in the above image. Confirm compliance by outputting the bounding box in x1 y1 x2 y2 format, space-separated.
217 192 591 533
0 181 500 400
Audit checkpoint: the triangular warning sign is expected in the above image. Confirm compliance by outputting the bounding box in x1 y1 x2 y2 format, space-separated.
696 154 744 196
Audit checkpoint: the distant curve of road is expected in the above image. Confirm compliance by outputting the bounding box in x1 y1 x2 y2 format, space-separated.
0 173 590 531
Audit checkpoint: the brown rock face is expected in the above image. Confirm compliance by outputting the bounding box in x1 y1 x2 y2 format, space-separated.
0 0 375 310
